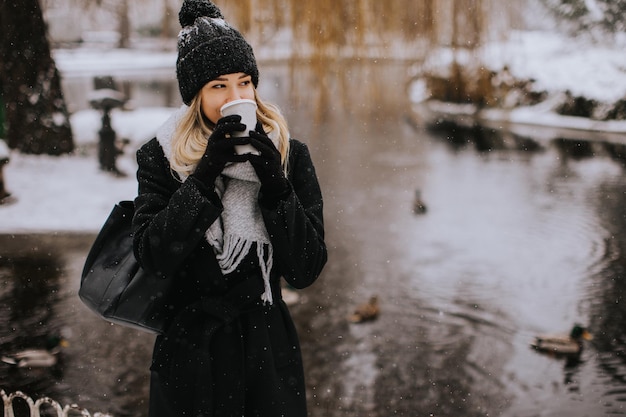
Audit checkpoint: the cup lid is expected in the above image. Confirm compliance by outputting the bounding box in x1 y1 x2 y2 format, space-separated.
220 99 257 115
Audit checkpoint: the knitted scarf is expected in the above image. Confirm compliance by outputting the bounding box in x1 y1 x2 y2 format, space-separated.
156 105 279 304
207 161 274 303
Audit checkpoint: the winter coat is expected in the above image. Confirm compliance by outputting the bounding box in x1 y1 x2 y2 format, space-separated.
132 134 327 417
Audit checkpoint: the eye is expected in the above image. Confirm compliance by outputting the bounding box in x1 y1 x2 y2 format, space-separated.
205 80 226 90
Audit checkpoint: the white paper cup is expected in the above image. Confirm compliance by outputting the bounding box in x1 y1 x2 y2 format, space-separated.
220 98 258 154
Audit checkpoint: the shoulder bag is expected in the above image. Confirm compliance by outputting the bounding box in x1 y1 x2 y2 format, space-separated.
79 200 171 334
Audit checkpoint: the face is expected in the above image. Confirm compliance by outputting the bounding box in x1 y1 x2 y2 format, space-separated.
200 72 255 124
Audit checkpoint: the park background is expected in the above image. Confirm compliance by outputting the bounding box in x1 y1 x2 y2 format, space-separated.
2 1 626 416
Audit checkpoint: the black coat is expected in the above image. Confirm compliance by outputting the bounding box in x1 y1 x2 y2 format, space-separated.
133 137 327 417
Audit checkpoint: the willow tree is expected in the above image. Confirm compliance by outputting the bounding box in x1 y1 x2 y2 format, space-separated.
0 0 73 155
219 0 439 116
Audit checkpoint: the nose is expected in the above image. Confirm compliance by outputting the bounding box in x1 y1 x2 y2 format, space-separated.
225 89 242 104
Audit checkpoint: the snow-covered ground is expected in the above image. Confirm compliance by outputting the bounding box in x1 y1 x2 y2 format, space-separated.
1 30 625 234
1 107 176 233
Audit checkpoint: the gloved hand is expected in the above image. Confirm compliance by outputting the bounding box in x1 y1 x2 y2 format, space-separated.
247 130 290 202
192 115 248 187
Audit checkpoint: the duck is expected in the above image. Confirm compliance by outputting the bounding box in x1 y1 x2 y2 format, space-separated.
1 335 69 368
530 324 592 356
348 296 380 323
413 189 427 214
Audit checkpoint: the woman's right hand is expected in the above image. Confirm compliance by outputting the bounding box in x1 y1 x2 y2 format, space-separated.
192 115 248 187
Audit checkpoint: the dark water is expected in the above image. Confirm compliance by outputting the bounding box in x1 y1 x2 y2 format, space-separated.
3 62 626 415
0 234 153 415
287 112 626 417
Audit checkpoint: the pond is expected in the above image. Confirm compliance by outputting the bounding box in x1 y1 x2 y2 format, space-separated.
2 62 626 416
294 110 626 417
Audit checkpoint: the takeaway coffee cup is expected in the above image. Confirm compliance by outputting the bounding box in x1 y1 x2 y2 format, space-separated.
220 98 258 155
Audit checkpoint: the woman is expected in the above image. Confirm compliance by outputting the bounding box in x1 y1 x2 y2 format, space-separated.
132 1 327 415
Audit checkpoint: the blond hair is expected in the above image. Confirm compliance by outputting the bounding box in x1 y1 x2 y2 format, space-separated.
170 90 290 179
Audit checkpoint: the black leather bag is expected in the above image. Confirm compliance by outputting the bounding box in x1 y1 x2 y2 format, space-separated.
79 200 170 334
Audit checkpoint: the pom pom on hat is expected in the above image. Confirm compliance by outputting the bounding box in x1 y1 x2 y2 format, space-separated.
179 0 223 27
176 0 259 105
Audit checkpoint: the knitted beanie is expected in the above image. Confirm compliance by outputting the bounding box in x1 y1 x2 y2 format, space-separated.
176 0 259 105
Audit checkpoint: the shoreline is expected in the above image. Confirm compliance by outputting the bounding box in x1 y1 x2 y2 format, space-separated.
412 100 626 146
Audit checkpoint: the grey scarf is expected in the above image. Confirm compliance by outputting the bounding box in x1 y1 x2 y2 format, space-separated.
207 161 274 304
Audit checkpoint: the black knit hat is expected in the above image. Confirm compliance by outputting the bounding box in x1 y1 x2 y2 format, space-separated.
176 0 259 105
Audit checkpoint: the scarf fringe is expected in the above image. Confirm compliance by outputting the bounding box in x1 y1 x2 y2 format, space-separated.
258 244 274 304
216 234 274 304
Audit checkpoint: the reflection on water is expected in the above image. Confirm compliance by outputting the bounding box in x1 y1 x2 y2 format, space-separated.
3 63 626 416
0 234 153 416
0 244 65 399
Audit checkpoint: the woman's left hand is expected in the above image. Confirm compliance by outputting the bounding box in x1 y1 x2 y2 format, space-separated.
247 131 290 201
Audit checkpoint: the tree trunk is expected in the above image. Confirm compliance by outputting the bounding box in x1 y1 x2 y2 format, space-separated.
117 0 131 48
0 0 74 155
161 0 174 39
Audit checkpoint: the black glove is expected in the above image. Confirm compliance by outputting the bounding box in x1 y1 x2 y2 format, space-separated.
192 115 248 187
247 130 290 202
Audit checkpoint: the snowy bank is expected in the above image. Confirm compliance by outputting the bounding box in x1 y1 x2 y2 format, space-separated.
483 31 626 104
411 31 626 138
413 31 626 104
53 48 176 79
0 107 176 234
413 99 626 145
